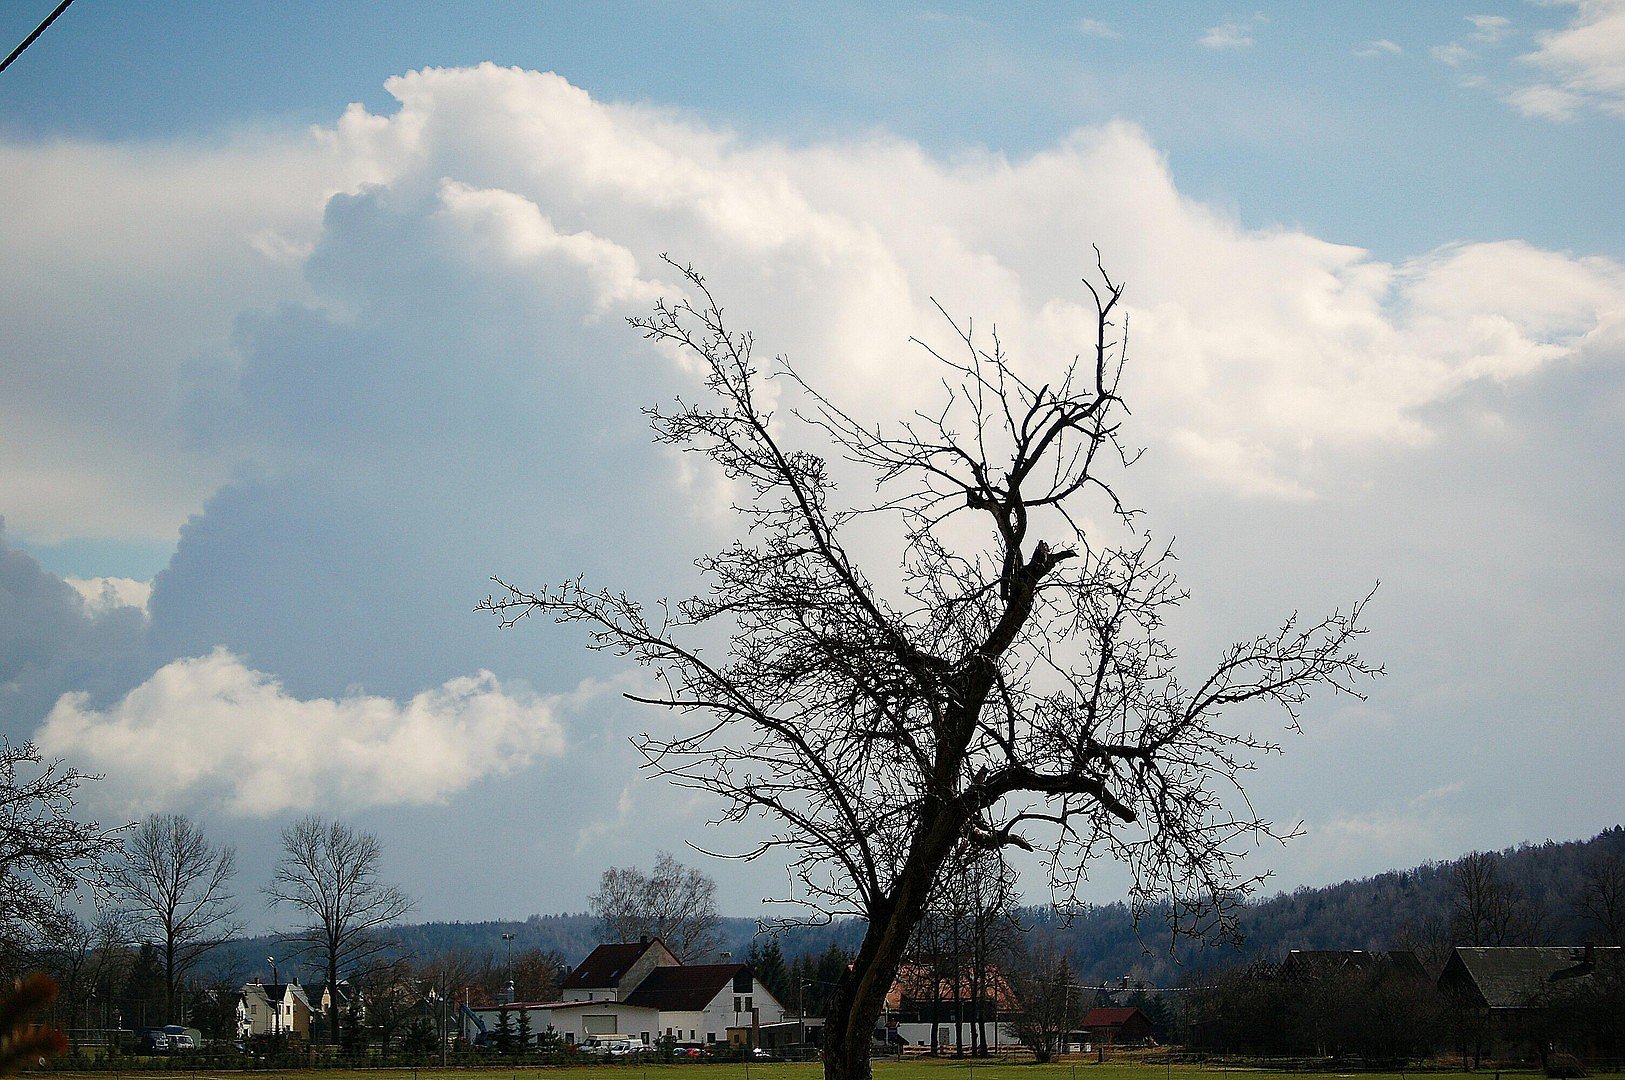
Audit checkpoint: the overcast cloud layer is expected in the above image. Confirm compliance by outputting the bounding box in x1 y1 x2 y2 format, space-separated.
2 61 1622 919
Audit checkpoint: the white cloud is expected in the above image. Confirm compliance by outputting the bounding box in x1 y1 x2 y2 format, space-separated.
1432 42 1474 66
1469 14 1514 44
1506 0 1625 118
35 649 567 814
1200 22 1255 49
1355 39 1404 58
1293 784 1472 880
64 576 152 616
0 135 352 547
576 785 636 853
4 63 1624 914
4 63 1621 544
1077 18 1121 39
1506 80 1588 117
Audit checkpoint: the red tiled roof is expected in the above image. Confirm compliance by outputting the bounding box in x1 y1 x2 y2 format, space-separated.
1082 1007 1144 1027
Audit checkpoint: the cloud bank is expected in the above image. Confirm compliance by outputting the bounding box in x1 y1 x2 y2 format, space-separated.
1512 0 1625 120
37 648 564 815
2 63 1622 909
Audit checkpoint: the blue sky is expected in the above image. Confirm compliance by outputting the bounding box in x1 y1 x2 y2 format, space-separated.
2 1 1623 930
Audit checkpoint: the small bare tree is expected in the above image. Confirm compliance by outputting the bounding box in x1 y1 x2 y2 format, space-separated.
116 813 242 1019
1449 850 1544 946
589 852 722 961
0 740 122 975
1577 853 1625 945
267 816 412 1045
484 259 1376 1080
1007 937 1079 1064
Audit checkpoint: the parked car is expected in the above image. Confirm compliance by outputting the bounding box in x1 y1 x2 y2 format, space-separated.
751 1048 781 1062
136 1029 171 1053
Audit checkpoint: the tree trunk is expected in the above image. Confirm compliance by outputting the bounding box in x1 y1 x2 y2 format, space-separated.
164 939 176 1022
822 804 964 1080
328 955 340 1046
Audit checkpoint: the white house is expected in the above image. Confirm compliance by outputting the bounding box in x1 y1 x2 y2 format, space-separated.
236 981 313 1041
624 964 786 1045
477 938 788 1048
467 1000 662 1047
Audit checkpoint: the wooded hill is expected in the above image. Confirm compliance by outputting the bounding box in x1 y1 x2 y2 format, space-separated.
208 826 1623 988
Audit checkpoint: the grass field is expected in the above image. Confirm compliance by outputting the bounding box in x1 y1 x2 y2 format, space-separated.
36 1060 1547 1080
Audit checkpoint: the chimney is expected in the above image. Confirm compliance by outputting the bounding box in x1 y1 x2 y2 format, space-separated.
640 935 649 947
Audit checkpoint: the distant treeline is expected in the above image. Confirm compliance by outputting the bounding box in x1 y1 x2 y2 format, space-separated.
201 826 1624 988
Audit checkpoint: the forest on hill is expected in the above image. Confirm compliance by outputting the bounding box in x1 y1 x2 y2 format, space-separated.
205 825 1623 988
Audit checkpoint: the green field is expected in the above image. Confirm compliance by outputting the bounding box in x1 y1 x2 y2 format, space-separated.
35 1061 1544 1080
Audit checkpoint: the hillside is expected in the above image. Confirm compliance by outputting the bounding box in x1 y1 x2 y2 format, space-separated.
203 827 1623 988
1045 825 1625 985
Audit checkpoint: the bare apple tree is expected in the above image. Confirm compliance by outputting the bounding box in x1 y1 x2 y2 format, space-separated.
483 258 1376 1080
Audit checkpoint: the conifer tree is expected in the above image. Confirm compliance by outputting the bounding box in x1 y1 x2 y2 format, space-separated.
493 1005 513 1055
515 1006 532 1054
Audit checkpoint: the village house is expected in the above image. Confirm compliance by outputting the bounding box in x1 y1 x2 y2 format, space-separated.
1079 1006 1155 1047
884 962 1020 1050
465 937 787 1048
1438 944 1624 1065
236 980 313 1042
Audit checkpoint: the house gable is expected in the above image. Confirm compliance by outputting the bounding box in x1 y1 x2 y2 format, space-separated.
561 938 680 1000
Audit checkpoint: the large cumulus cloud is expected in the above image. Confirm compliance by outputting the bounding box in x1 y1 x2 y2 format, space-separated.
0 522 148 734
3 64 1623 913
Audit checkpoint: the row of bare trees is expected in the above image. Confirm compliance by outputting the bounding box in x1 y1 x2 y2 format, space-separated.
0 752 413 1048
1394 847 1625 974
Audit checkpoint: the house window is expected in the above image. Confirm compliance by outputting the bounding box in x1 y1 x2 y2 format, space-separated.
641 1033 650 1044
734 997 742 1012
745 997 753 1012
690 1030 696 1040
707 1032 717 1043
565 1033 575 1045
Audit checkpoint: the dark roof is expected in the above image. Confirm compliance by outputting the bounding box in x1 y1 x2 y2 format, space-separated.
624 965 747 1012
1441 947 1624 1010
561 941 657 990
1082 1007 1149 1028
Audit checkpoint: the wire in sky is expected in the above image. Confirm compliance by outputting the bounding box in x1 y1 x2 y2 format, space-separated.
0 0 77 77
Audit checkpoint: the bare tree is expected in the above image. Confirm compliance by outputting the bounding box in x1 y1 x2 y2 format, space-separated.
116 813 241 1019
1007 937 1079 1064
1577 854 1625 945
267 816 412 1045
31 904 128 1033
589 852 722 961
483 260 1376 1080
1449 850 1544 946
0 740 122 975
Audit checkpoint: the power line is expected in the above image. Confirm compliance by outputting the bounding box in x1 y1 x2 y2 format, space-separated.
0 0 76 76
1070 982 1214 993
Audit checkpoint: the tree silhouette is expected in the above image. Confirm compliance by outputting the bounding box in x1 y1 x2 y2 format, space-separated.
485 258 1376 1080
